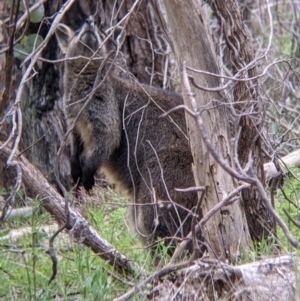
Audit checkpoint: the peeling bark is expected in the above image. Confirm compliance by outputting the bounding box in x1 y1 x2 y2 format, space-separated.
207 0 273 241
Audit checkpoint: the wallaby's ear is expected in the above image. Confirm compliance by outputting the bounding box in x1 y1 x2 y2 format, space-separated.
114 26 126 50
55 23 75 54
105 26 126 52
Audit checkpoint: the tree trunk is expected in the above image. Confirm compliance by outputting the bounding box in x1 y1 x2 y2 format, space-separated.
207 0 274 241
156 0 251 261
20 0 70 190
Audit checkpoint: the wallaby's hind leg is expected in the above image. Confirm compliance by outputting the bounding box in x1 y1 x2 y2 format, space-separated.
131 186 177 253
80 145 111 190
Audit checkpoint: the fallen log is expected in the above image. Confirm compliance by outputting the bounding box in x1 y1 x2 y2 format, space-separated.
0 145 143 278
264 149 300 180
0 206 33 221
142 255 299 301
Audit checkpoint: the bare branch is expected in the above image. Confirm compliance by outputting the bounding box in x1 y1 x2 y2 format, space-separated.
0 145 144 278
181 61 300 249
169 183 249 265
114 260 191 301
282 208 300 230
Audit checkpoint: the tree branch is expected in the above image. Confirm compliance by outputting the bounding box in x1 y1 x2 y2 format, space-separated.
0 144 144 278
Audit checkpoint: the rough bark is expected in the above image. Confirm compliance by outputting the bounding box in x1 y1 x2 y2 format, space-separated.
156 0 250 261
0 1 22 191
207 0 274 241
101 1 174 87
17 0 69 189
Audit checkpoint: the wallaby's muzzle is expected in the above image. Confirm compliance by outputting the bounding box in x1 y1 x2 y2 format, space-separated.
76 16 102 51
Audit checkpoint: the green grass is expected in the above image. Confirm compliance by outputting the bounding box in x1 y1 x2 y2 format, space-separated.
0 189 147 300
1 169 300 300
276 168 300 253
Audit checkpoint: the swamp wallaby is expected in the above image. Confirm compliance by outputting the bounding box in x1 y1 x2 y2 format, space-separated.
56 17 201 251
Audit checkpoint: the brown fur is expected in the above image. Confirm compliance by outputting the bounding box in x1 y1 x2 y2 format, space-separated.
56 17 201 250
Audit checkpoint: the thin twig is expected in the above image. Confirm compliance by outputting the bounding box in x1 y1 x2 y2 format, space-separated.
175 186 205 193
279 186 300 211
114 260 191 301
282 208 300 230
47 197 70 284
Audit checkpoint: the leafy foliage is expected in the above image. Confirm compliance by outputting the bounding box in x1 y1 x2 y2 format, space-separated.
14 34 43 61
28 3 44 24
7 0 45 23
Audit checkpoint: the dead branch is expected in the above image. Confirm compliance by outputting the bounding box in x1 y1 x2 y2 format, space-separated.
252 172 300 248
0 0 77 228
145 255 299 301
0 224 57 243
114 260 191 301
283 208 300 229
46 195 70 284
169 183 249 265
279 186 300 211
180 61 300 249
264 149 300 180
0 144 144 278
0 206 33 221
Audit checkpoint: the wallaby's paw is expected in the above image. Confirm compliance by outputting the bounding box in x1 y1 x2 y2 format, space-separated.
82 174 95 191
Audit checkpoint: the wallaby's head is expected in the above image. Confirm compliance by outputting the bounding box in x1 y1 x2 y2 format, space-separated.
56 16 126 59
56 16 103 58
